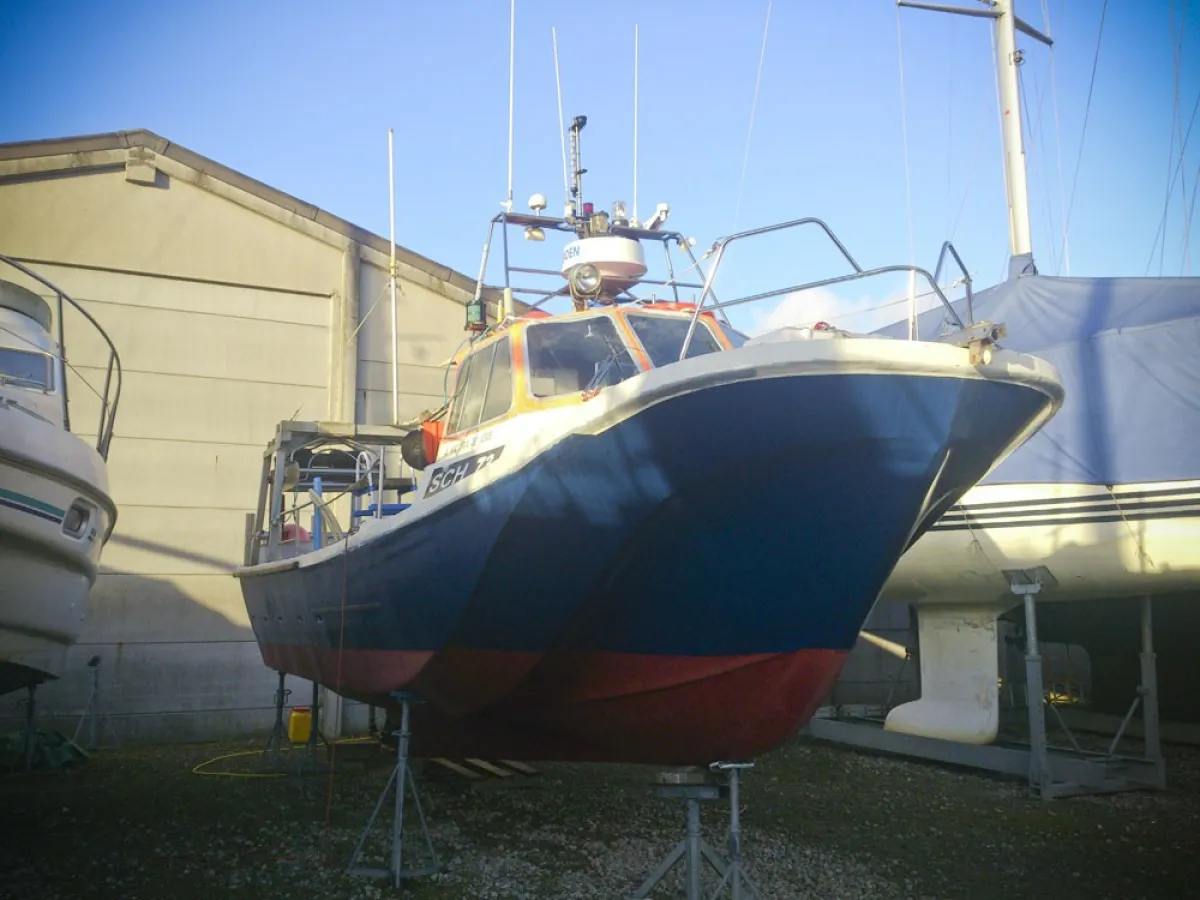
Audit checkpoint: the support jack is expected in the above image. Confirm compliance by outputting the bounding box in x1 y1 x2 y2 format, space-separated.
9 684 56 773
72 656 120 751
259 672 329 775
346 691 441 889
631 761 761 900
806 574 1166 799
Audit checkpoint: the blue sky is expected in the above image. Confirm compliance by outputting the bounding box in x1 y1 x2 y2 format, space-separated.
0 0 1191 333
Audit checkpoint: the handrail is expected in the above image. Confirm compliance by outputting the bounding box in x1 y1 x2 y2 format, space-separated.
678 217 969 360
0 254 123 461
933 240 975 326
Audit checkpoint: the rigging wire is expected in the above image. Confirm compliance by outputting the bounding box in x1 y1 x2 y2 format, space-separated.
1041 0 1072 275
1185 155 1200 266
1061 0 1109 271
1145 87 1200 274
1021 64 1061 274
1163 0 1189 275
1175 3 1192 273
732 0 773 231
894 2 917 336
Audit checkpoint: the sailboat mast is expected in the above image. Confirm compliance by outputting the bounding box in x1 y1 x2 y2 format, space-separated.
897 1 1051 270
995 0 1032 259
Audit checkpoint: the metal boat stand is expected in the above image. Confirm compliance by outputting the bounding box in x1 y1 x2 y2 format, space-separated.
72 655 120 751
630 761 761 900
259 671 328 775
8 684 58 773
807 573 1166 799
346 691 441 889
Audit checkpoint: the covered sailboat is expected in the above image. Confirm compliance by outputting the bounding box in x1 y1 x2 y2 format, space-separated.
235 119 1064 765
866 0 1200 745
875 271 1200 741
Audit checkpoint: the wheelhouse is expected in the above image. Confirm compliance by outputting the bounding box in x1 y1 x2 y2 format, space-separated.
439 304 747 441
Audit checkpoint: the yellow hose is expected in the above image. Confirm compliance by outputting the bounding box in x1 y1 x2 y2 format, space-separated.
191 736 381 778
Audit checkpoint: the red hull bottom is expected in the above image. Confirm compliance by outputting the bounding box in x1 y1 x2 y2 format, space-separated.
258 643 849 765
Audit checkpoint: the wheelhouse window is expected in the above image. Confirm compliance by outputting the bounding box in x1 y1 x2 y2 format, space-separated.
446 336 513 434
723 326 751 348
0 347 52 390
625 313 722 367
526 316 640 397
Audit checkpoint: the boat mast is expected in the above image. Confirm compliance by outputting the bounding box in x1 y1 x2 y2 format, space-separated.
897 0 1051 274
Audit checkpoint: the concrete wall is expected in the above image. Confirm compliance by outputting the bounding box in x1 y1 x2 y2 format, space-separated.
0 147 472 741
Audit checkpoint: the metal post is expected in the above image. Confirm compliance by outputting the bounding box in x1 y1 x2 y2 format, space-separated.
728 770 742 900
1140 596 1164 781
346 691 440 887
88 666 99 749
993 0 1032 259
391 698 412 889
685 798 701 900
312 475 323 550
388 127 400 426
1022 589 1050 795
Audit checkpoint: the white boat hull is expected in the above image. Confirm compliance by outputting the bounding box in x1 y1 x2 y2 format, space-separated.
877 479 1200 742
0 402 115 695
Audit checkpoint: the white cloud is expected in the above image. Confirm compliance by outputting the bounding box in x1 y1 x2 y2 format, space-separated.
745 282 953 337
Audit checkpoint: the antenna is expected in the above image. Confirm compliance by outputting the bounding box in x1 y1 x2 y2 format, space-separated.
569 114 587 213
552 26 569 211
387 127 399 425
897 0 1052 271
632 23 640 227
505 0 516 212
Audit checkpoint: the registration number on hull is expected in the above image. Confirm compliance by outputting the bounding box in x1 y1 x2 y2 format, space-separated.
423 446 505 498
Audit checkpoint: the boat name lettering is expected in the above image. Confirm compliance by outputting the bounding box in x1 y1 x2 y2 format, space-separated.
424 446 506 498
563 245 580 262
449 430 491 455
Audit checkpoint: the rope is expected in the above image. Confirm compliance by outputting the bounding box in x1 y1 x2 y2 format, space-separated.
732 0 772 231
1061 0 1109 264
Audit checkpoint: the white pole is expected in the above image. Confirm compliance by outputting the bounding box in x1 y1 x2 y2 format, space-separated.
553 26 569 208
994 0 1033 259
633 23 639 227
506 0 516 212
388 128 399 425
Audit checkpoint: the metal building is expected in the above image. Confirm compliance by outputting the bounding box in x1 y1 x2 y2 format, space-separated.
0 129 482 740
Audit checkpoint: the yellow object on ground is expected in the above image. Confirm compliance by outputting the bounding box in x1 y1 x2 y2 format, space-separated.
288 707 312 744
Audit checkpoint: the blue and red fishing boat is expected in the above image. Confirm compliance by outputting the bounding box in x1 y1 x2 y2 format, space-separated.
235 117 1064 765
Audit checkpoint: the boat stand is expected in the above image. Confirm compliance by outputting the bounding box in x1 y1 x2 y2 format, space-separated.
807 578 1167 799
346 691 441 889
72 656 120 752
259 672 328 775
8 684 57 773
630 761 761 900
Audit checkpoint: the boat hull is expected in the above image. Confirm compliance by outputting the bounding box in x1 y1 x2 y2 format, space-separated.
877 480 1200 743
241 345 1060 764
0 407 115 695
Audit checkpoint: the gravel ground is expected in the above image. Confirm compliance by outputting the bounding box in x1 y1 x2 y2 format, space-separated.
1 733 1197 899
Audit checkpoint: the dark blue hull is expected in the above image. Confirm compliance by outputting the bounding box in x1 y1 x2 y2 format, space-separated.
241 371 1052 714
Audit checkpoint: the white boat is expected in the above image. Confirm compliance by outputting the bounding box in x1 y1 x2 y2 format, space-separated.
0 255 121 696
872 0 1200 743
